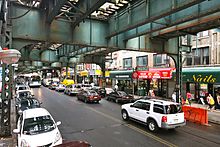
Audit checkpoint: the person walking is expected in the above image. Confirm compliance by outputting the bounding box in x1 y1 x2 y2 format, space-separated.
207 94 215 110
172 91 177 103
186 91 192 105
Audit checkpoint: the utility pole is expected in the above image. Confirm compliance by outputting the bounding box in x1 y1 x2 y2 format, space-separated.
0 0 13 136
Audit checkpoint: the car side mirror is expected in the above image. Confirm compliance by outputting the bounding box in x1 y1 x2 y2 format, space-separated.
130 104 134 107
13 129 20 134
56 121 61 126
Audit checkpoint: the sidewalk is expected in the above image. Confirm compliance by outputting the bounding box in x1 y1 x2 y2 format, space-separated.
191 103 220 125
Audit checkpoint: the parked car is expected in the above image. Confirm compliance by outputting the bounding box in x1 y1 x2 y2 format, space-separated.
16 98 42 117
106 91 134 103
121 99 186 132
105 88 114 96
81 84 92 91
15 84 30 93
13 108 62 147
77 90 101 103
55 84 66 92
91 87 106 98
64 84 82 96
15 90 33 99
49 81 59 90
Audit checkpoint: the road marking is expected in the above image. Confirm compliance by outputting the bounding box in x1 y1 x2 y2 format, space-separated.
86 107 177 147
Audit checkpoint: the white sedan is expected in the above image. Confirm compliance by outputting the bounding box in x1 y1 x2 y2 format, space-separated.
13 108 62 147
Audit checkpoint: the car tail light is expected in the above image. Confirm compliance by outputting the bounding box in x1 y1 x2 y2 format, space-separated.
162 116 167 122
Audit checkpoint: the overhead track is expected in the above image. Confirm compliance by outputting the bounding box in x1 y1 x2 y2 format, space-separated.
72 0 107 28
106 0 206 38
47 0 69 23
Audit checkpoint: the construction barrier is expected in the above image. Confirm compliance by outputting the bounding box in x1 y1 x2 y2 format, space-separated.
182 105 208 125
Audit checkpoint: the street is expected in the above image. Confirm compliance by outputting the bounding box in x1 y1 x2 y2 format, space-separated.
31 87 220 147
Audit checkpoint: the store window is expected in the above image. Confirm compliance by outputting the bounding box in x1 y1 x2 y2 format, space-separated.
136 55 148 66
123 58 132 68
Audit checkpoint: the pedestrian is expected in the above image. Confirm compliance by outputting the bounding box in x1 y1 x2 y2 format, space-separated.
207 94 215 110
114 84 118 91
172 91 176 102
216 94 220 109
186 91 192 105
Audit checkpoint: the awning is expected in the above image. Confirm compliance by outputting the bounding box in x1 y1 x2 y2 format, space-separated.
132 68 175 80
174 67 220 83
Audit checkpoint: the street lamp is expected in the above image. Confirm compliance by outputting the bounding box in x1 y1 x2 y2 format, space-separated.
0 49 21 64
0 48 21 137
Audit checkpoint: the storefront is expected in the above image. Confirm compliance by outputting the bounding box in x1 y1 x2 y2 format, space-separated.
109 70 133 93
132 68 175 97
179 67 220 102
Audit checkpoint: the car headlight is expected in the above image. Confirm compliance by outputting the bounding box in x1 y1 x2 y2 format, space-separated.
54 132 61 144
21 140 30 147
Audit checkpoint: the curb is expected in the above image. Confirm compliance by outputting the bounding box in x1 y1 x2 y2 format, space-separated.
208 120 220 125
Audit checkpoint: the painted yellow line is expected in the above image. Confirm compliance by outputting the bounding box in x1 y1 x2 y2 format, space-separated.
86 107 177 147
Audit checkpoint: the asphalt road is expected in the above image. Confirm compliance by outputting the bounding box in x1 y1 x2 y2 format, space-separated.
31 87 220 147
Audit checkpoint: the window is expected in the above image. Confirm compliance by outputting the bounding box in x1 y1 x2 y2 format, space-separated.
153 104 165 114
142 102 151 111
186 47 209 66
123 58 132 68
153 54 168 66
133 101 143 109
136 55 148 66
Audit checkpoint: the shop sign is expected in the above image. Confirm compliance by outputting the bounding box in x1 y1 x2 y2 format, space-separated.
132 68 173 80
192 75 216 83
80 70 88 77
136 66 149 71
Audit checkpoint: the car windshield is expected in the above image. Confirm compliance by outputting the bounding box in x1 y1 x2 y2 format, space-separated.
23 115 55 135
88 91 98 95
164 104 181 114
18 92 31 98
118 91 127 96
19 87 27 90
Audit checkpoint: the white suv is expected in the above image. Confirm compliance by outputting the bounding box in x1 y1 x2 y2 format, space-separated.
121 99 186 132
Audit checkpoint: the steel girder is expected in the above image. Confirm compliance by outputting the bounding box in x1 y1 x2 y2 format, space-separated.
47 0 69 24
107 0 220 40
72 0 107 28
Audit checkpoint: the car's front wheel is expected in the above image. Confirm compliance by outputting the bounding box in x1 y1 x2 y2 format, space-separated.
148 119 158 132
121 110 129 121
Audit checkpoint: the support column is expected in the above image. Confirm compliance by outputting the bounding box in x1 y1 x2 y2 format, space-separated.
65 66 68 79
74 64 77 84
100 63 106 88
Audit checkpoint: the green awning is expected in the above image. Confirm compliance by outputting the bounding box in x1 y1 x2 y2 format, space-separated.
173 67 220 84
109 70 133 80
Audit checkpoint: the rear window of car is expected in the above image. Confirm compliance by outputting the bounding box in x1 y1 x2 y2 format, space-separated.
164 104 182 114
153 104 165 114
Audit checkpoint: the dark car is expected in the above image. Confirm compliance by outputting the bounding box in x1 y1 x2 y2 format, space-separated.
91 87 106 98
16 98 42 118
106 91 134 103
77 90 101 103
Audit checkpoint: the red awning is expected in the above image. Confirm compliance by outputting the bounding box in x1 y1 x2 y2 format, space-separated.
132 68 175 79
